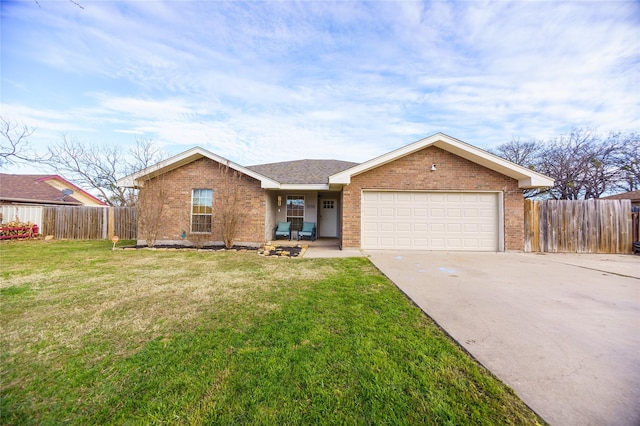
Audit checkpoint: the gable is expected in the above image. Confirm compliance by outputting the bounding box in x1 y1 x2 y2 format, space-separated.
329 133 554 189
117 147 279 189
349 146 519 190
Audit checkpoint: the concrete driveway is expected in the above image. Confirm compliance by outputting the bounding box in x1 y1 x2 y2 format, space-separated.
366 251 640 426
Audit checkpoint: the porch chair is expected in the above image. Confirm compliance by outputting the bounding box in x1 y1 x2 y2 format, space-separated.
274 221 292 240
297 221 316 242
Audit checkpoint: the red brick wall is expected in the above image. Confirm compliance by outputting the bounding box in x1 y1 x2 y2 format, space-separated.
341 146 524 250
139 157 266 244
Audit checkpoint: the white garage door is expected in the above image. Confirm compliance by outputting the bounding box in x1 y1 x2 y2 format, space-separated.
361 191 500 251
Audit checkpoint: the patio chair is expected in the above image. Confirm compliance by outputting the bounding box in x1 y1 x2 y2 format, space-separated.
297 221 316 241
274 221 292 240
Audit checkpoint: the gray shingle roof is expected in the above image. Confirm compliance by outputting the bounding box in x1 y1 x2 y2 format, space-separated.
247 159 359 184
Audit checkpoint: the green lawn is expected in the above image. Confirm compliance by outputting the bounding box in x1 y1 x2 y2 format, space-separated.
1 240 544 425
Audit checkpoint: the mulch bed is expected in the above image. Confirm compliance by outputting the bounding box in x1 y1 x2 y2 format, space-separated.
258 245 304 258
125 244 304 258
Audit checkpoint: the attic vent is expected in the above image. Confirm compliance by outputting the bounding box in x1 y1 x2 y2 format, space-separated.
61 189 74 200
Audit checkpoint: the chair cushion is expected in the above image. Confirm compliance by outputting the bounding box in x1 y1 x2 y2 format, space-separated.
276 221 291 232
301 222 315 232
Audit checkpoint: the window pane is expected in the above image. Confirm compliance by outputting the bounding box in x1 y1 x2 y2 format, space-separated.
191 189 213 233
289 217 303 232
191 215 212 233
286 195 304 231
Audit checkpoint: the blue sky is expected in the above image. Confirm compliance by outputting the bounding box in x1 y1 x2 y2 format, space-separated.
2 0 639 175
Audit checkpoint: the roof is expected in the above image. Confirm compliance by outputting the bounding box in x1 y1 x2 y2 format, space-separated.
601 190 640 202
117 147 281 189
117 133 555 191
247 160 358 184
329 133 555 189
0 174 107 206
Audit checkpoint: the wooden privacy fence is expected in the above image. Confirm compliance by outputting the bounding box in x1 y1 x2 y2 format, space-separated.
524 199 633 254
41 206 137 240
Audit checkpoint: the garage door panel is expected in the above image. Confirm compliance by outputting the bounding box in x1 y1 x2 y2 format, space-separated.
464 223 478 232
397 223 411 232
363 207 379 217
414 223 428 232
430 223 445 232
363 222 378 232
362 191 499 251
380 208 395 216
379 222 394 232
447 223 462 232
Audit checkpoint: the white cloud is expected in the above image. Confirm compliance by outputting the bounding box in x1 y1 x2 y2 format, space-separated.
1 0 638 176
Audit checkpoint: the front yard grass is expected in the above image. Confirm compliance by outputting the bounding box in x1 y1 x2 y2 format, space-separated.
1 240 544 425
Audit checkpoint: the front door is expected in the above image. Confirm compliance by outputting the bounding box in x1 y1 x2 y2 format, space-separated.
319 199 338 237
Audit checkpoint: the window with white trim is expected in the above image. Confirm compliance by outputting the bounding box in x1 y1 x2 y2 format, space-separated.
286 195 304 231
191 189 213 233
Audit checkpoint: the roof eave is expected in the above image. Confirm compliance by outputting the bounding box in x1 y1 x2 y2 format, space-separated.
277 184 330 191
518 176 556 189
0 197 84 206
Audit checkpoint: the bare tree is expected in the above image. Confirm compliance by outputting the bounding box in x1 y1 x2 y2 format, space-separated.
216 162 247 249
0 116 36 166
34 0 84 9
491 137 541 168
612 132 640 192
491 137 545 198
536 129 629 200
41 135 165 206
136 175 167 248
127 136 166 174
494 128 633 199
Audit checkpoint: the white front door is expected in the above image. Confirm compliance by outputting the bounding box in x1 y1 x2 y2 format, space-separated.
319 199 338 237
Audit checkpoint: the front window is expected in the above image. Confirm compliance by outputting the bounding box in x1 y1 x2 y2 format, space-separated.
286 195 305 231
191 189 213 233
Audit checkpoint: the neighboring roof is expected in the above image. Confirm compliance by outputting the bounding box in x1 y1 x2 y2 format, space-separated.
329 133 555 189
247 160 358 185
117 147 281 189
601 190 640 202
0 174 107 206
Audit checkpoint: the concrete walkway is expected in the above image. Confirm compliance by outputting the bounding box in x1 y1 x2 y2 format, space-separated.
366 251 640 426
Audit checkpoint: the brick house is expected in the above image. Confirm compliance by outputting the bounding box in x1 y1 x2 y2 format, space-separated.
117 133 554 251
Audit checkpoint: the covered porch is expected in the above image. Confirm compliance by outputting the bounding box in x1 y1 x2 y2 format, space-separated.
265 190 343 244
267 236 341 247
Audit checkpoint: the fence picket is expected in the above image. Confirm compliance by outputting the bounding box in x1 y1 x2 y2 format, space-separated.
2 205 137 240
524 199 633 254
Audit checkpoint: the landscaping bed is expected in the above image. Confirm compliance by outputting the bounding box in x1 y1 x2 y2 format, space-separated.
125 244 304 257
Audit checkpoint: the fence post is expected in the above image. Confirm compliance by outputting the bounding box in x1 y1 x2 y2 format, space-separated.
108 207 115 239
102 207 108 240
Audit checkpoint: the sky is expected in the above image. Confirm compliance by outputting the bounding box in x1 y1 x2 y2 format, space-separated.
1 0 639 176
